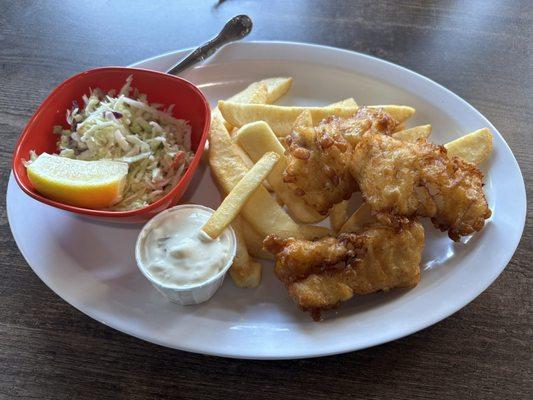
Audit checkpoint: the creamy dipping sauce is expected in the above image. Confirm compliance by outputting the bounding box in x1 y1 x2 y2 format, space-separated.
139 207 233 288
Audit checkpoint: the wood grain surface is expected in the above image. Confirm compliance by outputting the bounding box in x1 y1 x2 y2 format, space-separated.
0 1 531 399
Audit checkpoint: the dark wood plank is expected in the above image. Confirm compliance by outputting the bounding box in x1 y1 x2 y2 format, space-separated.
0 1 531 399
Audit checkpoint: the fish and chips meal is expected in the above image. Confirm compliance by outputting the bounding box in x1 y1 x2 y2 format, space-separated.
23 73 494 319
207 76 493 319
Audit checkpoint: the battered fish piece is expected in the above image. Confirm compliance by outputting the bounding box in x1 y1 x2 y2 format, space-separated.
283 107 398 214
264 222 424 319
317 106 398 147
283 124 355 215
351 134 491 241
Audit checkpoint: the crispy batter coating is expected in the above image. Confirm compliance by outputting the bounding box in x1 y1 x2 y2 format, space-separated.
264 222 424 319
351 134 491 241
318 106 398 147
282 107 398 214
283 124 356 215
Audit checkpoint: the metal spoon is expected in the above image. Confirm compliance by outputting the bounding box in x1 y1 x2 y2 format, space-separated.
166 15 253 75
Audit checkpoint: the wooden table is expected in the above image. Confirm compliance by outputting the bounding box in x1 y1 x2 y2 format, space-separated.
1 1 531 398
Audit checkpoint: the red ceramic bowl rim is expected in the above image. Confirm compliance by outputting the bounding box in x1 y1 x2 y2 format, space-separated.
12 67 211 218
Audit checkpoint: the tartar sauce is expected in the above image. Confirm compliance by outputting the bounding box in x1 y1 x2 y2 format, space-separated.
139 207 233 288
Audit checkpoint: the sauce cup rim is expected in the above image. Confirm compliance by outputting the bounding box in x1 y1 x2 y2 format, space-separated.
134 204 237 292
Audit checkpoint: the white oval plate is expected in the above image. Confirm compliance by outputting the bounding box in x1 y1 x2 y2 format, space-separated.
7 41 526 359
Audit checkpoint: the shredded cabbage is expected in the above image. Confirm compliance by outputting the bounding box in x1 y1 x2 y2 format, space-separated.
53 76 193 210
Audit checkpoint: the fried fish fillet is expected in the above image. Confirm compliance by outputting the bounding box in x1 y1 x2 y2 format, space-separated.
282 107 398 214
264 222 424 319
318 106 398 147
351 134 491 241
283 124 355 215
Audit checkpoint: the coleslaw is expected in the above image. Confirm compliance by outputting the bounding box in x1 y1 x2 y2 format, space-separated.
46 76 193 210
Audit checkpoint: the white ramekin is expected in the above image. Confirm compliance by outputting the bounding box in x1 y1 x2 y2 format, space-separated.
135 204 236 305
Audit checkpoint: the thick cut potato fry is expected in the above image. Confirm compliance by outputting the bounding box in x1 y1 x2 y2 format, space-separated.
208 117 331 239
218 85 268 131
261 77 294 103
213 77 293 130
203 152 280 238
342 129 493 232
330 200 350 232
232 141 255 169
293 100 357 132
218 78 292 189
393 124 432 142
231 139 274 191
367 105 415 124
445 128 493 165
220 83 270 117
212 185 271 265
234 121 326 223
236 216 274 260
229 218 262 288
226 77 292 105
246 83 269 104
329 98 358 108
231 127 273 191
224 77 293 105
218 101 358 137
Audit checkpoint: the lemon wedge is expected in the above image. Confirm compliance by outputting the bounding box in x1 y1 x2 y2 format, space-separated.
27 153 128 209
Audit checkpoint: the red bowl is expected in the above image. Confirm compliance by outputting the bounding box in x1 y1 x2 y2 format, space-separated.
12 67 211 222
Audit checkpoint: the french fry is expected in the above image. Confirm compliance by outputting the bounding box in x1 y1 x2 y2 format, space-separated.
329 98 358 108
208 117 331 239
216 78 293 190
342 129 494 231
211 184 270 280
215 84 268 131
236 215 274 260
246 83 269 104
234 121 325 223
212 77 293 130
260 77 294 103
330 200 350 232
232 141 255 169
293 100 357 132
367 105 415 124
219 102 414 137
218 101 359 137
203 151 280 238
225 77 293 105
445 128 493 165
230 140 274 192
393 124 432 142
229 218 262 288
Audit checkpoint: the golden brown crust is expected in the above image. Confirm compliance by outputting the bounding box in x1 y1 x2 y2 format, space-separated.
282 107 398 215
321 106 398 145
283 124 356 215
263 233 366 284
351 134 491 241
264 222 425 319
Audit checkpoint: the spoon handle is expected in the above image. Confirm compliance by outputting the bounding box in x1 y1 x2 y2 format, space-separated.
166 15 253 76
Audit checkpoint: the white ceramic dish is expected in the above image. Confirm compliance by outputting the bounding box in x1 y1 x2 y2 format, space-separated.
7 41 526 359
